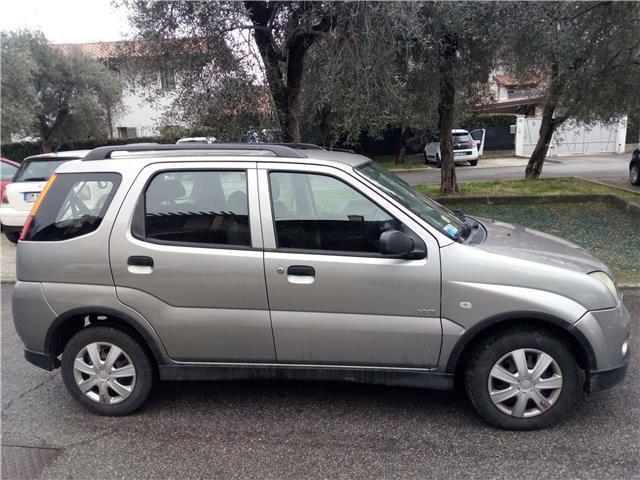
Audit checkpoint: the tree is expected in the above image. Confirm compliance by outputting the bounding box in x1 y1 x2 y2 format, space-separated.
121 1 348 142
1 30 123 152
409 2 505 193
503 1 640 179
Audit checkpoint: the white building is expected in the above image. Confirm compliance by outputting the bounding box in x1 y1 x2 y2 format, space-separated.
55 40 175 139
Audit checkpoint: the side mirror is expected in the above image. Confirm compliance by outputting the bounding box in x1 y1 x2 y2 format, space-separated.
379 230 426 259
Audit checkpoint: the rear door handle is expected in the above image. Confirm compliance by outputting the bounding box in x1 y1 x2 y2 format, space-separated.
286 265 315 285
127 256 154 274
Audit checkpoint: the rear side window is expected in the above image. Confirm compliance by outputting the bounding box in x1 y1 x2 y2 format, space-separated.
24 173 121 241
1 162 18 181
13 159 73 182
139 170 251 247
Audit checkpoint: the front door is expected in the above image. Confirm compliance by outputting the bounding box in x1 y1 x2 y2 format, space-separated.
258 163 442 368
110 162 276 362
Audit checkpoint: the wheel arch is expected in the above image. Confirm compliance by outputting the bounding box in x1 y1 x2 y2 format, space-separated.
446 312 597 379
44 306 166 366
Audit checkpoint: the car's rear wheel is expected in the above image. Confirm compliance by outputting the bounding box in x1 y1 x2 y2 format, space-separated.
630 164 640 186
61 326 154 416
469 159 478 166
423 152 429 165
464 328 581 430
4 230 19 244
435 154 442 168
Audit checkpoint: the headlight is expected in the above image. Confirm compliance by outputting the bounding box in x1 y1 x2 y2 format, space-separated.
588 271 618 300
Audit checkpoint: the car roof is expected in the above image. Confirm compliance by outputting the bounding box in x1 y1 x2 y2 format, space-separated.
452 129 469 134
63 144 371 171
1 157 20 167
24 150 91 161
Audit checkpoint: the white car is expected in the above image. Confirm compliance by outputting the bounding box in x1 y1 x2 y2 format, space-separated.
176 137 216 144
424 129 485 167
0 150 89 243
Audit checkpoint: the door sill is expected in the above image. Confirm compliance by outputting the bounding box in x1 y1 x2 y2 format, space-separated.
158 363 453 390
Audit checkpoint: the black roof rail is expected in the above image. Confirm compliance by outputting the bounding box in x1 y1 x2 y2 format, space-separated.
82 143 308 161
274 143 326 150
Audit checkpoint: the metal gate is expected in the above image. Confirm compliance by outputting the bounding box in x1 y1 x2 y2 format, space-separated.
515 115 627 157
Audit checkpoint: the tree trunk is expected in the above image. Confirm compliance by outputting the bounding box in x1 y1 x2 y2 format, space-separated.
395 126 409 165
40 138 53 153
525 102 556 179
437 34 458 194
525 64 565 179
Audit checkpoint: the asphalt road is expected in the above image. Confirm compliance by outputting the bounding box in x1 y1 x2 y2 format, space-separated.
1 284 638 479
397 153 632 185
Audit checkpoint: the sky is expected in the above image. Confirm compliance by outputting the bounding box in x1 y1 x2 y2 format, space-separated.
0 0 131 43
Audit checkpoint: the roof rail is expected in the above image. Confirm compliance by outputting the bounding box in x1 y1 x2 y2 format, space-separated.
82 143 308 161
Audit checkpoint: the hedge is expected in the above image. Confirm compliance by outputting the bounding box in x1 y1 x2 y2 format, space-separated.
0 136 180 162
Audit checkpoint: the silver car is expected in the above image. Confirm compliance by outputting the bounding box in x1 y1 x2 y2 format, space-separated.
12 143 630 430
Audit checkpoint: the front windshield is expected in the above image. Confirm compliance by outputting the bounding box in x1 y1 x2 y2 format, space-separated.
356 162 465 240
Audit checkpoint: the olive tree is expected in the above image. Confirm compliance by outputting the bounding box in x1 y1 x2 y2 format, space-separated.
503 1 640 179
1 30 123 151
121 1 350 142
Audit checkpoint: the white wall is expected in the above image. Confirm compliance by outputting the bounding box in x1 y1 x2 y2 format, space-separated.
515 115 628 157
111 75 175 138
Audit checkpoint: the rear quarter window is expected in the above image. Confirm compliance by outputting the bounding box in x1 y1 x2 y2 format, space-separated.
23 173 121 241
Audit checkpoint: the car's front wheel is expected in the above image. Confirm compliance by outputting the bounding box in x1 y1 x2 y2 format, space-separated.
435 154 442 168
61 326 155 415
630 163 640 186
465 328 581 430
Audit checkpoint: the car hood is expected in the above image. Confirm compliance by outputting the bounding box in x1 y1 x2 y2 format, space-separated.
476 217 612 276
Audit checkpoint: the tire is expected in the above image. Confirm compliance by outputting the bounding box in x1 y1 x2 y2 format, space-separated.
435 155 442 168
61 326 155 416
4 230 19 244
469 159 478 167
630 164 640 186
424 152 429 165
464 328 581 430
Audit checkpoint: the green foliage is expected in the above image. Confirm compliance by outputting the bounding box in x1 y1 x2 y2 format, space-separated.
0 136 180 162
1 30 123 148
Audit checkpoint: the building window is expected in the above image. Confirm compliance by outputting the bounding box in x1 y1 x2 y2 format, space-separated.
160 70 176 90
117 127 137 139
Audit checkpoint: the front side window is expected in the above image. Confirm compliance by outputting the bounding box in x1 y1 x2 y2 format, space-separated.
24 173 121 241
142 170 250 247
356 162 465 240
270 171 401 253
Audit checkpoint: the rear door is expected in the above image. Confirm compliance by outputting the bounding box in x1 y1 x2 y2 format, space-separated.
109 161 276 363
258 162 442 368
470 129 486 156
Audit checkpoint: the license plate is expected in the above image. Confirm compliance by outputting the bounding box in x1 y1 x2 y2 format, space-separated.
23 192 39 202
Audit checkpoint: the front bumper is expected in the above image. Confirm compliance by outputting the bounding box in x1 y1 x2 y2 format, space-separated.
586 361 629 393
572 301 631 392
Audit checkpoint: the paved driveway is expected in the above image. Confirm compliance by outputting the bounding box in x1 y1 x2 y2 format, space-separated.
1 284 638 479
397 153 632 185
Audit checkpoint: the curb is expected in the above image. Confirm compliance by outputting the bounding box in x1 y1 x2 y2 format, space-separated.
574 176 640 196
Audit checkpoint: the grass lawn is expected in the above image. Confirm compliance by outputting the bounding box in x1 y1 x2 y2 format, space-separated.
437 200 640 284
416 177 640 206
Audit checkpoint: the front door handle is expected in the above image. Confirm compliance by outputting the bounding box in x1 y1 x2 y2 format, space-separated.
127 256 154 274
287 265 315 276
286 265 315 285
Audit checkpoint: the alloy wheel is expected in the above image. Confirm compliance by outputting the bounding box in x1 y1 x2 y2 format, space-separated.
487 348 563 418
73 342 137 404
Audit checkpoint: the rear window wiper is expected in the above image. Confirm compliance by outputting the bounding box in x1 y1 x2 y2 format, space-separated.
18 177 49 182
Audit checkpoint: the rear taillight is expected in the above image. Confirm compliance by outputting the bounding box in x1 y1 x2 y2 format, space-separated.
1 186 8 204
20 174 57 241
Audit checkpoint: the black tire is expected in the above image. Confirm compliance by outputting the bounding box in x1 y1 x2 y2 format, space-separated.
469 159 478 167
4 230 19 244
435 155 442 168
630 163 640 186
61 326 155 416
464 328 581 430
424 152 429 165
